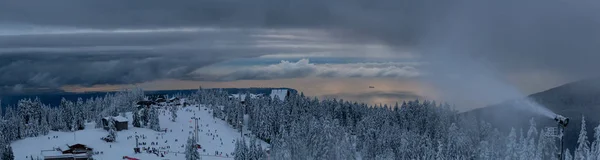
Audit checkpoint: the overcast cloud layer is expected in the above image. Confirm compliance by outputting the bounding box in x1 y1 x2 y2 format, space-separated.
2 0 600 108
0 28 346 89
191 59 421 81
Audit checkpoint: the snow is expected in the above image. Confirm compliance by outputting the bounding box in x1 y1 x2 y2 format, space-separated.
12 104 268 160
270 89 288 101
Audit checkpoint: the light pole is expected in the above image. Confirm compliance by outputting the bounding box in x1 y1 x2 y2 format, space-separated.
239 121 243 139
191 117 200 143
135 135 139 148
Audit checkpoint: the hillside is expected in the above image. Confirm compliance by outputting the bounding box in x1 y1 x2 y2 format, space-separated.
11 103 267 160
465 78 600 151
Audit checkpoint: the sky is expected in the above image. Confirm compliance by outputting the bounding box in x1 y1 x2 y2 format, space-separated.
1 0 600 110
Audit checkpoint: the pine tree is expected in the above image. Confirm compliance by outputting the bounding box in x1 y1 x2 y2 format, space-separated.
524 119 538 159
256 142 267 160
2 144 15 160
107 118 117 142
59 98 75 131
0 133 4 157
39 113 49 135
0 99 3 119
141 108 149 127
591 122 600 160
170 106 178 122
149 107 161 131
185 134 200 160
505 128 518 160
565 148 573 160
234 139 248 160
248 138 258 160
94 115 103 129
575 116 589 160
75 98 85 130
133 109 141 128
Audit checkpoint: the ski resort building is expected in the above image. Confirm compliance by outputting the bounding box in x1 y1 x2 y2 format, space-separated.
102 116 129 131
168 97 180 103
42 144 93 160
270 89 290 101
42 152 92 160
136 100 155 109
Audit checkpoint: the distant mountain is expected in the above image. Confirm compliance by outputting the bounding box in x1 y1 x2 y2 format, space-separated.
0 87 297 108
465 78 600 151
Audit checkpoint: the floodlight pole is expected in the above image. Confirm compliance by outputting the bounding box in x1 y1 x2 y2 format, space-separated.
559 123 565 160
196 118 199 143
191 117 199 143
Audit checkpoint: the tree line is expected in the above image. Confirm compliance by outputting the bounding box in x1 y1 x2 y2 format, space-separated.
1 88 599 160
195 90 600 160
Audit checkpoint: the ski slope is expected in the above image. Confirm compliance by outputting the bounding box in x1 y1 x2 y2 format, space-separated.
11 104 266 160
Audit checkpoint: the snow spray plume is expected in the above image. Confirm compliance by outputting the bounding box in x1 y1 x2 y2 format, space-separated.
408 0 600 112
515 99 556 119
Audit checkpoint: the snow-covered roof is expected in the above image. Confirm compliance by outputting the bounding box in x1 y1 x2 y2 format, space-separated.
43 153 90 159
41 150 90 158
270 89 288 101
103 116 128 122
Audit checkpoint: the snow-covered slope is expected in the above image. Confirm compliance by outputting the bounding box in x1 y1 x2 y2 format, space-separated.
269 89 288 101
12 104 265 160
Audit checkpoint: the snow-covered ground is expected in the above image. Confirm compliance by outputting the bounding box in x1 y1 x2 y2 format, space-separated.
12 104 266 160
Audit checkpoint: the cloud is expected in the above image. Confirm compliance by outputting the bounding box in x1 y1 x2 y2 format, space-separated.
192 59 421 81
2 0 600 75
0 28 360 88
2 0 600 110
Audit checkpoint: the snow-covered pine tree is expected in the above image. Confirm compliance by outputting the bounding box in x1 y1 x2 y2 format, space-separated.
39 113 49 135
521 118 538 160
270 128 291 160
248 138 258 160
575 116 589 160
255 141 267 160
592 122 600 160
2 144 15 160
94 115 103 129
148 107 161 131
185 134 200 160
141 107 149 127
0 132 4 157
59 98 75 131
75 98 85 130
132 109 141 128
565 148 573 160
505 128 518 160
170 106 178 122
234 139 248 160
107 118 117 142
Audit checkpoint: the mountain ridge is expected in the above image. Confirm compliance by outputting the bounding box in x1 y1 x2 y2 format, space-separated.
465 78 600 151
